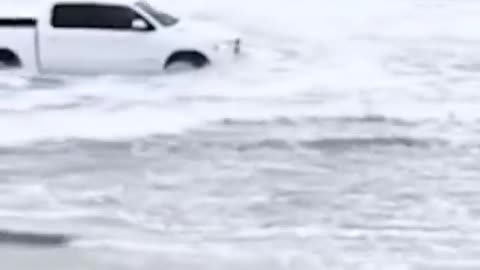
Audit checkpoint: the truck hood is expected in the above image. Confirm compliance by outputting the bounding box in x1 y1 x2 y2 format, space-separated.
171 19 240 43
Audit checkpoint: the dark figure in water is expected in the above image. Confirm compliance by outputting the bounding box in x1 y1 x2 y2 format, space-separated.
0 230 71 247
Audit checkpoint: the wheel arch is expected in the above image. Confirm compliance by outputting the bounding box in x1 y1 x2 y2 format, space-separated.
164 50 210 69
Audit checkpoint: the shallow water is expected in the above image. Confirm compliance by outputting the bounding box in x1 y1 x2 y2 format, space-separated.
2 0 480 269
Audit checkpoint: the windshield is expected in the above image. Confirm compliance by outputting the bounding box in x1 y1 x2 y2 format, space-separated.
136 1 179 27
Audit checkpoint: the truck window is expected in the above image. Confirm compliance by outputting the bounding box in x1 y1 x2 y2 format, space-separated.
51 4 154 30
136 1 178 27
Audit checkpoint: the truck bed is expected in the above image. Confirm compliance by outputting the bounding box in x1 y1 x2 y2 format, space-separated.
0 18 37 27
0 18 39 74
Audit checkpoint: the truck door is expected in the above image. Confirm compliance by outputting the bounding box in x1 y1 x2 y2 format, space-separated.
39 3 161 75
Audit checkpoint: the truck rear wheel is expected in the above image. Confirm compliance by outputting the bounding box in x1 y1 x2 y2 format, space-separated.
0 49 21 68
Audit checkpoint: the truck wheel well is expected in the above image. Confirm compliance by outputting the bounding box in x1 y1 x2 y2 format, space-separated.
0 49 21 68
164 51 210 69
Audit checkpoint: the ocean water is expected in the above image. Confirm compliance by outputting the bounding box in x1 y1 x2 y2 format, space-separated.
2 0 480 269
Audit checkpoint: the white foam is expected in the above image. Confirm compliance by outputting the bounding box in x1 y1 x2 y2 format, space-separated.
1 0 480 145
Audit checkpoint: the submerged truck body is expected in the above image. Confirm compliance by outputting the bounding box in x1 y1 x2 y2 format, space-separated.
0 0 241 76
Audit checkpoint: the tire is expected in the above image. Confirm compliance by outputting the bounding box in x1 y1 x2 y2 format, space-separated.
164 52 209 72
0 49 21 68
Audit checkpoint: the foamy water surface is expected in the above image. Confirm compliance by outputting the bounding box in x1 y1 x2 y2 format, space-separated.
1 0 480 269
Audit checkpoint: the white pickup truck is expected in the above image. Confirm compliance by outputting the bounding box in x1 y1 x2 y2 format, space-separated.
0 0 242 75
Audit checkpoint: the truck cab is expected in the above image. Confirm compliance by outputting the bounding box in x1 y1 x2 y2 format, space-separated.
0 0 241 75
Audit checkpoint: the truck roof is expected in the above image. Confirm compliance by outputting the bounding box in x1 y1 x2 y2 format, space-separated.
1 0 149 18
50 0 140 5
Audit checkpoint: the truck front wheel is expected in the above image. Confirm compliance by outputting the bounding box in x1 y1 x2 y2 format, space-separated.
164 51 209 71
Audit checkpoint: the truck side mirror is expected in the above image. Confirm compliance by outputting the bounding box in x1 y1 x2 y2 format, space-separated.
131 19 148 30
